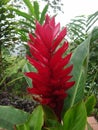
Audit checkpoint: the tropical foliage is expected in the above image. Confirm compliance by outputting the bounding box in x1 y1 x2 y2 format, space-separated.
66 11 98 100
0 36 96 129
0 0 98 129
9 0 48 41
0 0 48 91
0 0 19 89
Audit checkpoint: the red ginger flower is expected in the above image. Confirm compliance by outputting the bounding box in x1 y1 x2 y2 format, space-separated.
25 15 75 120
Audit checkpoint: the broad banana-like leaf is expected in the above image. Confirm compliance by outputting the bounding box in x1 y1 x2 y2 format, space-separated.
16 105 44 130
63 101 87 130
0 106 30 130
63 35 91 112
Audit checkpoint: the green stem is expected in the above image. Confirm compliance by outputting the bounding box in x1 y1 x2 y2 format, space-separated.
6 76 24 86
70 69 83 107
0 76 7 86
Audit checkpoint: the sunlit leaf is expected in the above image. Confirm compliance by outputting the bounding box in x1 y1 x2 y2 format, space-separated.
63 101 87 130
16 105 44 130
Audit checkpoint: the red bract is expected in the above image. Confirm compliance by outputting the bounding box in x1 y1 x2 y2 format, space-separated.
25 15 75 121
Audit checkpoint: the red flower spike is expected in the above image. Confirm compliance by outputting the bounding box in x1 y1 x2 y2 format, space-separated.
25 15 75 121
52 28 67 52
29 33 35 42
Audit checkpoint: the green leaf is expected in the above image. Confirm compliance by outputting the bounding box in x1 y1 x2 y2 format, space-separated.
6 59 26 76
42 105 58 127
28 105 44 130
44 120 61 128
87 17 98 32
9 7 35 24
47 126 62 130
85 95 96 116
34 1 40 20
0 0 10 5
23 62 37 87
39 4 48 24
0 106 30 130
63 35 91 112
16 122 29 130
17 29 28 41
87 11 98 31
19 21 35 30
16 105 44 130
42 105 57 121
63 101 87 130
23 0 34 15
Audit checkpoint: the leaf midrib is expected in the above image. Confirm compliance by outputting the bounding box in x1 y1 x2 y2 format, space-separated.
70 68 83 107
